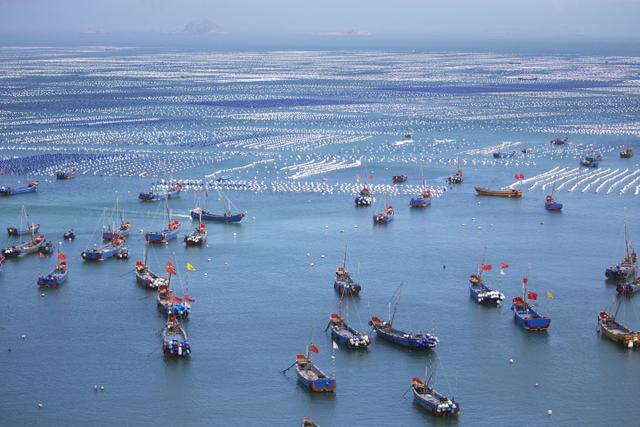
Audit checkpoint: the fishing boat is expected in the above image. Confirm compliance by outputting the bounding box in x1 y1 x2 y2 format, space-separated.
619 147 633 158
373 197 393 224
468 265 505 304
616 278 640 296
0 180 39 196
334 250 362 296
411 375 460 417
294 352 336 392
410 190 432 208
580 155 600 168
157 264 193 318
37 251 68 288
138 183 182 201
162 313 191 357
544 194 563 211
81 235 126 262
190 190 245 223
135 249 167 290
56 170 75 180
474 186 522 198
302 417 319 427
550 137 568 146
1 235 48 258
145 204 181 243
354 187 372 207
605 226 637 280
392 174 407 184
369 286 438 349
492 151 515 158
447 169 463 184
102 199 131 240
63 229 75 240
184 223 207 246
511 278 551 331
597 310 640 349
7 206 39 236
327 312 370 349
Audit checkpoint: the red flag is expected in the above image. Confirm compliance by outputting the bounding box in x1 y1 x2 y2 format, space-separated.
527 291 538 300
184 295 196 303
309 343 319 353
166 261 177 275
205 191 209 198
57 253 66 261
139 171 148 177
514 173 519 179
355 174 361 182
500 263 509 269
480 264 492 271
169 295 182 304
523 277 529 284
519 173 525 180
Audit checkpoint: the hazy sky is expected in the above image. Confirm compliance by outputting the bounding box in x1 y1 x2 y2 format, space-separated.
1 0 638 43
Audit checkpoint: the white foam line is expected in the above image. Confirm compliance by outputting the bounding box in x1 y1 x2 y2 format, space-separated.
569 168 610 192
583 168 618 193
596 168 627 193
618 170 640 194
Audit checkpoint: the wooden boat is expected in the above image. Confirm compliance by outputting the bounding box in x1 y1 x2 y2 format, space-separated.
605 225 637 280
597 310 639 349
2 235 48 258
392 174 407 184
410 190 432 208
7 206 40 236
63 229 75 240
493 151 515 158
354 186 372 206
580 155 600 168
544 194 563 211
162 313 191 357
333 250 361 296
102 199 131 240
135 249 166 290
56 171 75 180
328 312 370 349
146 203 181 243
511 278 551 331
447 169 463 184
184 223 207 246
469 267 505 304
616 278 640 296
411 376 460 417
138 183 182 201
619 147 633 159
190 190 245 223
0 180 39 196
373 197 393 224
157 265 193 318
475 186 522 198
550 137 568 146
81 235 126 262
295 353 336 392
37 252 68 288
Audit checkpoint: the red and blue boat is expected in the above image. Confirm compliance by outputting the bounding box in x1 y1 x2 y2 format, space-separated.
373 198 393 224
157 263 193 318
294 351 336 393
327 312 370 349
354 187 372 206
2 234 49 258
7 205 39 236
162 313 191 357
469 264 505 304
190 190 245 223
333 250 361 296
184 223 207 246
410 190 432 208
544 194 563 211
135 249 166 290
411 375 460 417
145 217 181 244
616 278 640 296
37 252 68 288
605 226 637 280
0 180 39 196
511 278 551 331
81 235 126 262
138 183 182 201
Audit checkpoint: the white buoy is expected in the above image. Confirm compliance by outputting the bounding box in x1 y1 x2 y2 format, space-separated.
37 403 43 409
509 358 514 364
547 409 552 416
100 386 104 391
94 385 98 391
535 383 539 387
20 335 26 340
320 255 325 259
310 263 314 267
41 293 45 297
207 258 212 262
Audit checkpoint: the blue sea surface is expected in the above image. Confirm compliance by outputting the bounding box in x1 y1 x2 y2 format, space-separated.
0 47 639 426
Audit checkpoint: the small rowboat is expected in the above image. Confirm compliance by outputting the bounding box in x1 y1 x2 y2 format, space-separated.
373 204 393 224
1 235 48 258
392 174 407 184
295 354 336 392
616 278 640 296
354 187 372 206
411 376 460 417
369 316 438 349
81 236 126 262
0 180 39 196
598 311 639 349
37 252 68 288
138 184 182 201
56 171 75 180
328 313 370 349
544 195 563 211
619 147 633 158
184 223 207 246
162 313 191 357
475 186 522 198
146 219 181 244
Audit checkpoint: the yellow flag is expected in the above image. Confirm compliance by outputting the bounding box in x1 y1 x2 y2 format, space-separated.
186 263 197 272
546 291 555 299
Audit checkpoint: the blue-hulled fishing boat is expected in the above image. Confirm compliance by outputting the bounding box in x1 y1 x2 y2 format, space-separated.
146 203 181 244
7 206 40 236
0 180 39 196
327 312 370 349
447 169 463 184
135 248 166 290
551 137 568 146
1 234 48 258
157 263 193 318
333 250 362 296
616 278 640 296
162 313 191 357
411 375 460 417
138 183 182 201
469 264 505 304
294 351 336 393
37 252 68 288
373 198 393 224
81 235 126 262
493 151 515 158
56 170 75 180
511 278 551 331
580 155 600 168
392 174 407 184
605 226 637 280
190 190 245 223
410 190 432 208
184 222 207 246
102 199 131 240
354 186 372 206
544 194 563 211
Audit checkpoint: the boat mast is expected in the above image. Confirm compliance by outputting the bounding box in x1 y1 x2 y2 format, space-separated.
389 284 402 324
342 245 347 270
624 223 630 259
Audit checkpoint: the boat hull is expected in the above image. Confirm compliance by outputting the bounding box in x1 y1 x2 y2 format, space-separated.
474 186 522 198
81 243 124 262
409 198 431 208
413 389 460 416
37 271 67 288
7 225 40 236
469 284 504 304
511 306 551 330
190 209 244 223
296 367 336 392
145 227 180 243
545 202 563 211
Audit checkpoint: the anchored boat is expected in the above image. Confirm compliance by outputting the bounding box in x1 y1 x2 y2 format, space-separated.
327 312 370 349
447 169 463 184
551 137 568 146
605 226 637 280
157 262 193 318
37 251 68 288
616 278 640 296
102 199 131 240
2 235 49 258
597 310 640 349
0 180 39 196
135 249 166 290
475 186 522 198
580 155 600 168
162 313 191 357
544 194 563 211
81 235 126 262
492 151 515 158
294 351 336 392
410 190 432 208
190 190 245 223
619 147 633 159
56 171 75 180
411 374 460 417
511 278 551 331
146 203 181 243
392 174 407 184
184 223 207 247
354 186 372 207
373 197 393 224
334 249 361 296
139 183 182 201
7 206 39 236
469 262 505 304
